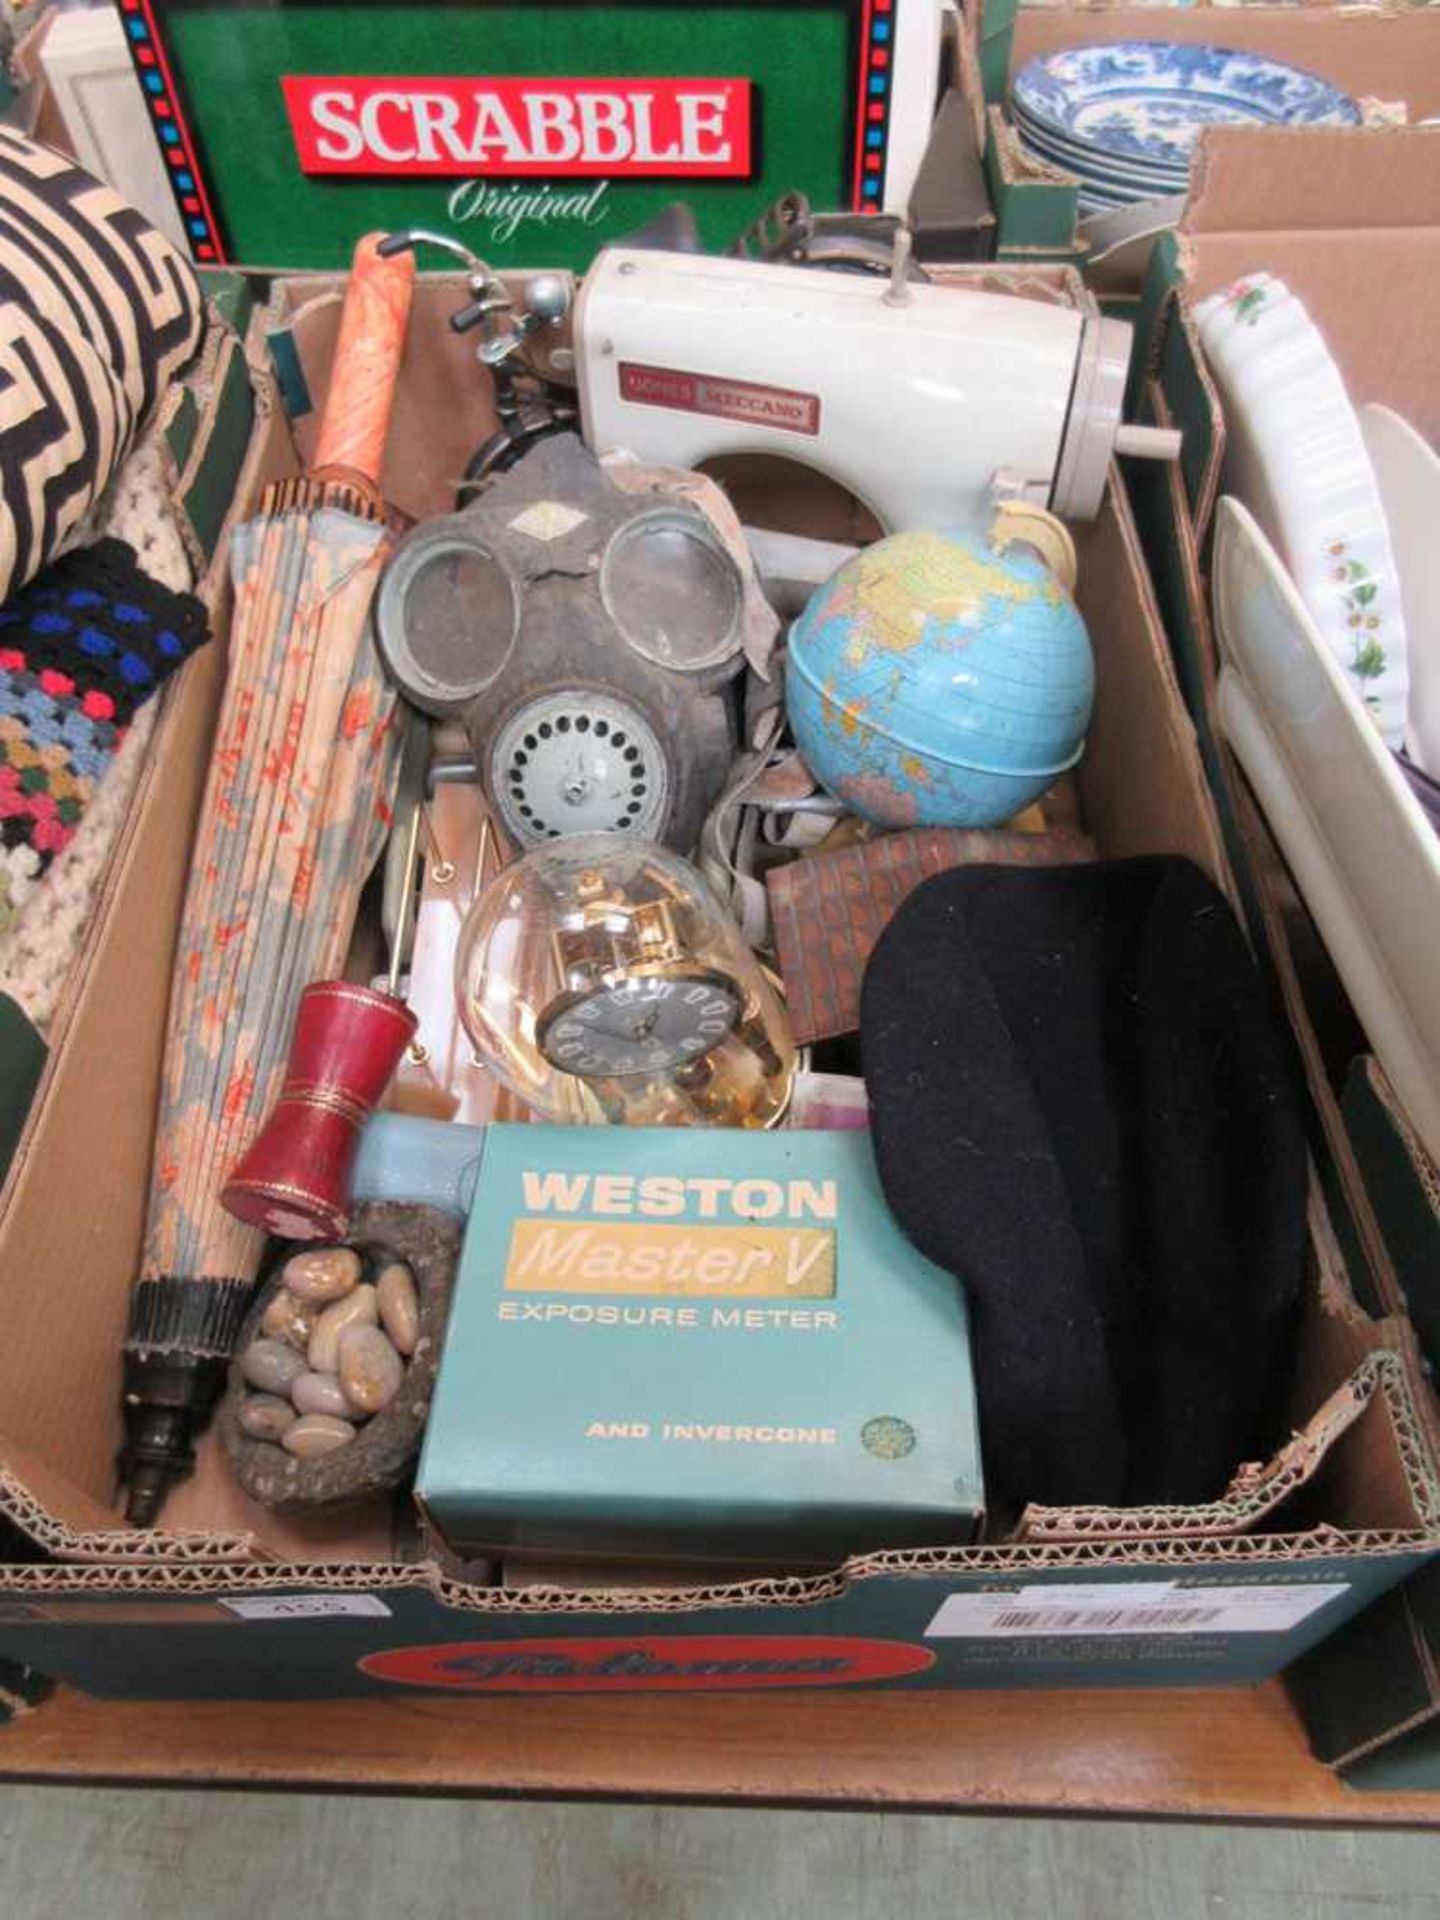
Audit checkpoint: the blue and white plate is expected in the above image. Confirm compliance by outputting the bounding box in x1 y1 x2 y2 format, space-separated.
1014 115 1184 209
1012 101 1188 175
1014 113 1186 190
1013 41 1360 170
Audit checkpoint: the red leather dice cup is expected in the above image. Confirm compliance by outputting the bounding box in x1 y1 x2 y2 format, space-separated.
221 981 418 1241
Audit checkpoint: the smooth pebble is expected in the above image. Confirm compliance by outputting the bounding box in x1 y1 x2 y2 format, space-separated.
260 1289 317 1351
338 1324 404 1415
238 1394 297 1442
240 1338 306 1396
282 1413 356 1459
376 1261 419 1356
307 1284 378 1373
283 1246 362 1305
291 1370 354 1419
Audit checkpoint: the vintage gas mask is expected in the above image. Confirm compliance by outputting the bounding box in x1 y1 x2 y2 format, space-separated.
375 434 753 853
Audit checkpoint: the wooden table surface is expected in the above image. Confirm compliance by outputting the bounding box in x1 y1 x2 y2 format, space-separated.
1 1680 1435 1823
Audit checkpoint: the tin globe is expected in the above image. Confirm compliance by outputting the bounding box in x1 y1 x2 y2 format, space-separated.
786 525 1094 828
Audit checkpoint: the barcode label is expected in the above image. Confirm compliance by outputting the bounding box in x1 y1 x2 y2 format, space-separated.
220 1594 392 1623
989 1605 1228 1632
926 1581 1350 1639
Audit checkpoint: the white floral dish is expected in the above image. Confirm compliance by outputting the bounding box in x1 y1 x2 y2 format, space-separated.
1194 274 1409 748
1358 403 1440 780
1213 496 1440 1167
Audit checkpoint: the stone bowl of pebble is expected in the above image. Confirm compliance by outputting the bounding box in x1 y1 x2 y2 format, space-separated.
219 1201 461 1511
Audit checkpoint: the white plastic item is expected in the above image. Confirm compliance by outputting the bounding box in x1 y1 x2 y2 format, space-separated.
1358 404 1440 780
575 249 1137 529
1194 274 1409 748
876 0 947 219
1212 496 1440 1168
38 7 186 251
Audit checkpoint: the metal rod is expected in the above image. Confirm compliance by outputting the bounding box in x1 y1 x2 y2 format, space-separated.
387 799 426 999
419 807 457 886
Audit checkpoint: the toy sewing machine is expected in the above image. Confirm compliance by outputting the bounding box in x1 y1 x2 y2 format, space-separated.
575 244 1178 527
381 222 1179 526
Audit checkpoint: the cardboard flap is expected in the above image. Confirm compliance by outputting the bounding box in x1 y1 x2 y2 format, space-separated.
1224 764 1426 1334
1011 1350 1423 1546
1178 129 1440 447
0 1451 259 1565
1130 250 1227 541
1186 128 1440 239
1073 469 1231 890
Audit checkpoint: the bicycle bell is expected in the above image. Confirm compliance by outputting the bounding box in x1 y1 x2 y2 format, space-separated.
378 228 577 486
375 433 749 854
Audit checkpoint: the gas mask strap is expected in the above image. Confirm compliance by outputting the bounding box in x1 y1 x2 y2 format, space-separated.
698 705 789 948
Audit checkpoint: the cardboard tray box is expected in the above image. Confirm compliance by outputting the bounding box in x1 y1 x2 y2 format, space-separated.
0 262 1435 1703
1121 126 1440 1775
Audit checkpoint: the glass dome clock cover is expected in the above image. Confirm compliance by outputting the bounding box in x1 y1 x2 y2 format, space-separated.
455 834 794 1127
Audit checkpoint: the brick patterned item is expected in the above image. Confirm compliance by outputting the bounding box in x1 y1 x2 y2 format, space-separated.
767 825 1096 1044
0 538 208 927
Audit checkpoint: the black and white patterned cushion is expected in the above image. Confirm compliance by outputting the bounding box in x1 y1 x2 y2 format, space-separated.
0 128 203 604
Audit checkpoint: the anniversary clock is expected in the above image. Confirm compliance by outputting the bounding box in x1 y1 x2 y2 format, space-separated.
456 834 793 1126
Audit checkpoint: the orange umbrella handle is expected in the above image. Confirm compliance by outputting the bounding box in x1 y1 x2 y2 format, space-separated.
311 232 416 493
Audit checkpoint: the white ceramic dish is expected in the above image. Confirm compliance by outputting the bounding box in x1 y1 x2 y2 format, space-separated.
1195 275 1409 748
1358 403 1440 779
1213 496 1440 1168
1078 196 1187 269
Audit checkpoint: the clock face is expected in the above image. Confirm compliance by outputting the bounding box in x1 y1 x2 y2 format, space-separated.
538 969 741 1078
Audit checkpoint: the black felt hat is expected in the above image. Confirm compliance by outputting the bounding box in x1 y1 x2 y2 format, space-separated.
861 856 1308 1511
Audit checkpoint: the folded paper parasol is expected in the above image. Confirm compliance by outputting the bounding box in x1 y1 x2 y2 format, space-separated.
119 235 416 1524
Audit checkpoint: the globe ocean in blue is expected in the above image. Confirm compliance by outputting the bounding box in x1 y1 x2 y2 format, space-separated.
786 527 1094 829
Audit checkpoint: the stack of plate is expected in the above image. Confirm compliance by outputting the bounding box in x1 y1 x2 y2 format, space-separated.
1011 41 1361 216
